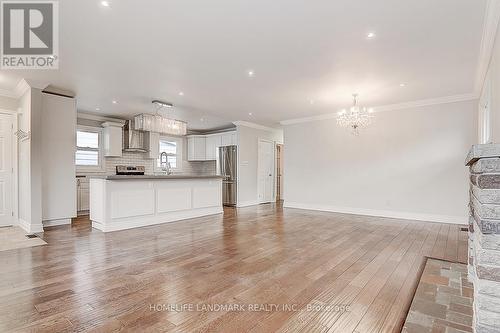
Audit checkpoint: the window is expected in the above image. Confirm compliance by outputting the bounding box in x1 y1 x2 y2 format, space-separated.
76 127 103 171
156 137 182 171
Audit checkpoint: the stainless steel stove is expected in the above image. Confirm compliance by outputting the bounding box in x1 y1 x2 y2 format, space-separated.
116 165 145 176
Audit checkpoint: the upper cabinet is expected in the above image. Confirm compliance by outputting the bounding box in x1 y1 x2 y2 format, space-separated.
147 132 160 159
187 131 236 161
205 135 221 160
187 136 206 161
102 122 124 157
220 132 237 146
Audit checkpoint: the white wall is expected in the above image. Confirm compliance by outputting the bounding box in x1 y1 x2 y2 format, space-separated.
41 93 77 225
29 89 43 232
16 87 78 232
17 88 44 232
283 100 477 224
0 95 18 112
17 89 34 231
236 124 283 207
480 19 500 143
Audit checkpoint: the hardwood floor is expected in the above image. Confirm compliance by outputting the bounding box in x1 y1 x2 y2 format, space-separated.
0 204 467 332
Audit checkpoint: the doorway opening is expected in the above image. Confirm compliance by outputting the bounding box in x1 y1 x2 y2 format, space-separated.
258 139 274 204
276 144 283 202
0 113 13 227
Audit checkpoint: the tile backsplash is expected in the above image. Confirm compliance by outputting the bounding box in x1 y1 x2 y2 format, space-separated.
108 152 216 175
105 152 155 175
182 159 217 175
79 151 216 176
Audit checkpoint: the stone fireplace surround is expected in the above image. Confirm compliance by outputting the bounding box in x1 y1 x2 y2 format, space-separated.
466 144 500 332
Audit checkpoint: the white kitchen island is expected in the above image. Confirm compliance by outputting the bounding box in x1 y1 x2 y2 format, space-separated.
90 175 223 232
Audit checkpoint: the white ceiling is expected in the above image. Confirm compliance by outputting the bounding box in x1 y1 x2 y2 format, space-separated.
0 0 487 130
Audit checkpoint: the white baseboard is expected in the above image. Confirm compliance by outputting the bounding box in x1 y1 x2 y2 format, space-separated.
284 202 468 225
92 207 223 233
237 200 260 208
17 218 28 232
18 218 44 233
43 218 72 228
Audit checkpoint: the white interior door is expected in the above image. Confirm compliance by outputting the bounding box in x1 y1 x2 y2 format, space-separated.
0 114 13 227
258 139 274 203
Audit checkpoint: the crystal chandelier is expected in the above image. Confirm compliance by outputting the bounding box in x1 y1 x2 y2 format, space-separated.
337 94 374 135
133 100 187 136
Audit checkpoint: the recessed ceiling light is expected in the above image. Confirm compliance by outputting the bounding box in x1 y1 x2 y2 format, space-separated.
101 1 110 7
179 91 184 96
248 112 253 116
112 100 117 104
399 83 406 87
200 118 204 122
366 32 376 39
247 70 255 77
95 107 101 111
309 99 315 105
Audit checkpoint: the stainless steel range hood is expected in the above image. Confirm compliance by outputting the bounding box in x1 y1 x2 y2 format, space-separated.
123 120 148 153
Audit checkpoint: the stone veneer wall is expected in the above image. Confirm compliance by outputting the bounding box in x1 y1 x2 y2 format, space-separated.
466 144 500 333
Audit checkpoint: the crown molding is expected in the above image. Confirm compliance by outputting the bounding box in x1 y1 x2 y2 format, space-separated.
373 93 478 112
0 78 51 99
102 121 125 128
13 79 31 98
280 93 479 125
77 111 126 124
475 0 500 94
42 85 75 98
232 121 280 132
23 79 49 90
0 79 31 99
0 88 17 98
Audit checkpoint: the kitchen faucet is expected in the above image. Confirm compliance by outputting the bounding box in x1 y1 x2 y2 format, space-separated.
159 152 173 175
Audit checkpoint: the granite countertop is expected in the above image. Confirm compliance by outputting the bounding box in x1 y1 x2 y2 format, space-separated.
90 174 224 180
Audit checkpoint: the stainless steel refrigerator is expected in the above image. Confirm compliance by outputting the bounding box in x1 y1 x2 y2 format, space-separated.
217 145 237 206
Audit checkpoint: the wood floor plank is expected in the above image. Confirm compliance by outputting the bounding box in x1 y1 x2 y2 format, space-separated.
352 222 429 333
0 204 467 333
444 224 459 262
457 225 469 264
431 224 450 259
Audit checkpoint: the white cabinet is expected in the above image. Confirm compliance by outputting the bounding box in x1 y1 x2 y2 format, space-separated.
221 133 232 146
90 177 223 232
187 136 206 161
188 131 236 161
41 93 77 222
77 177 89 214
221 131 237 146
102 122 124 157
205 135 221 160
147 132 160 159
